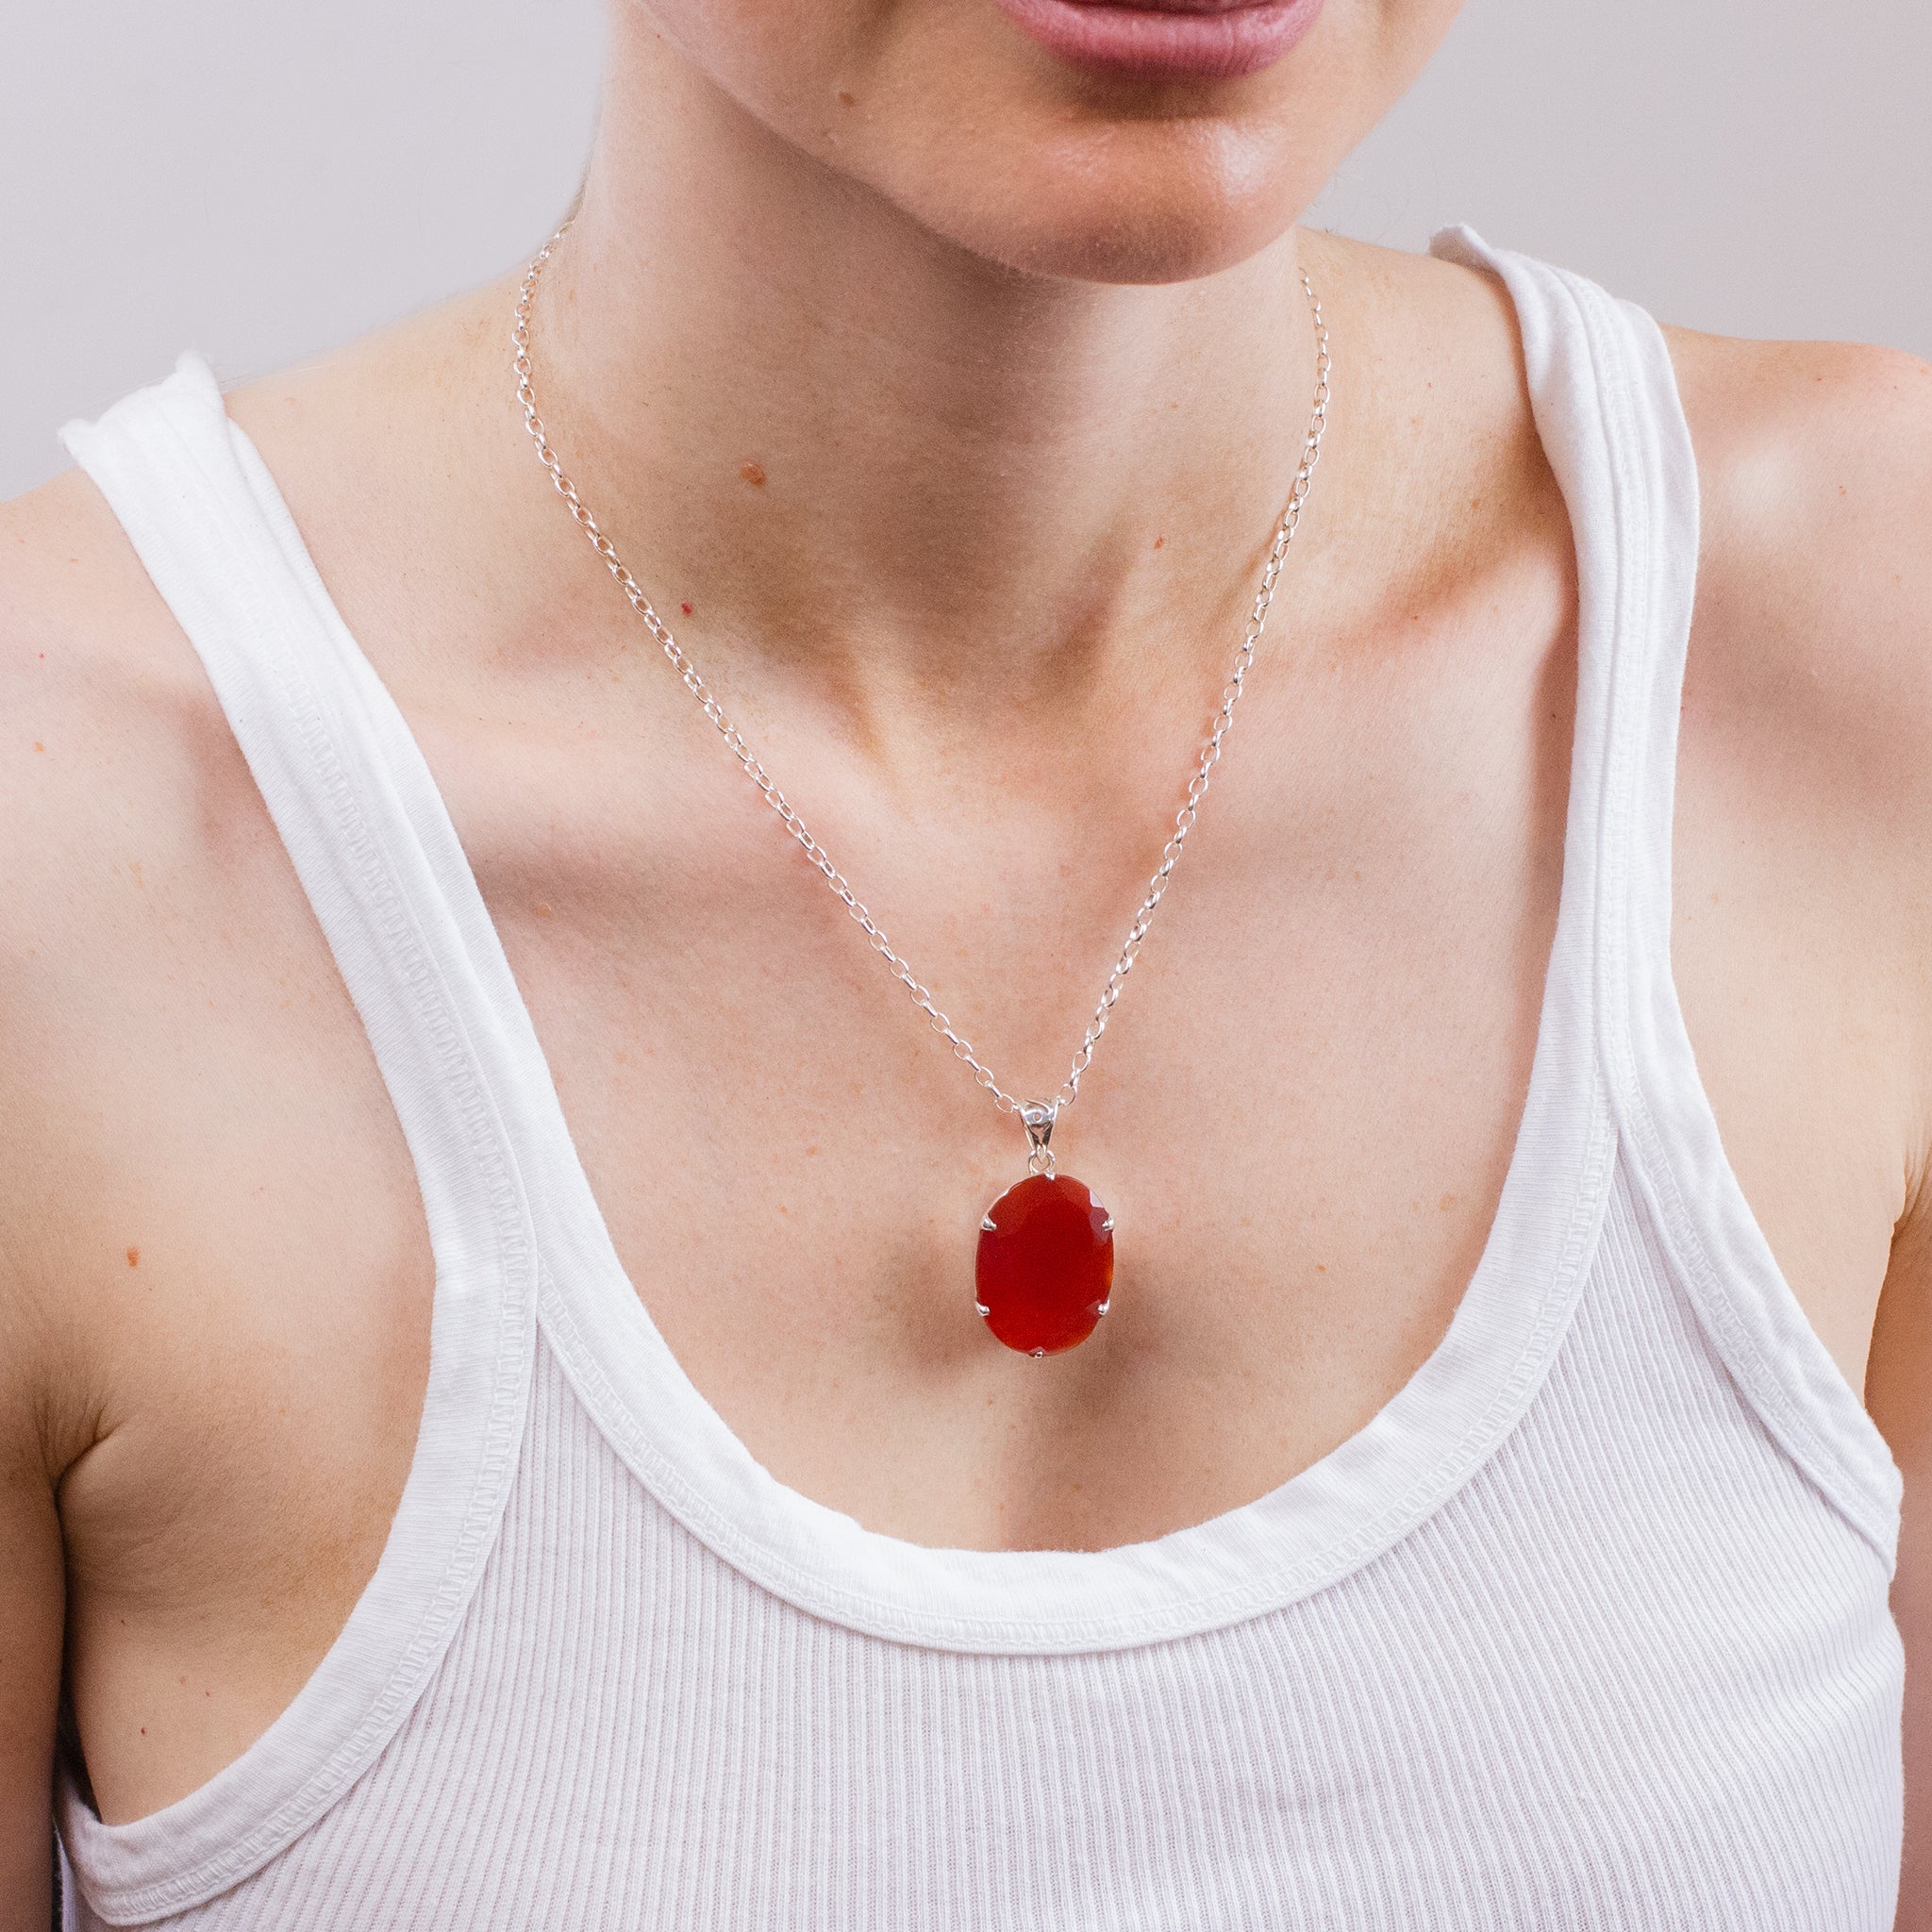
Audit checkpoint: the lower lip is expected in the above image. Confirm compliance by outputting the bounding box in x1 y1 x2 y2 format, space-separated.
989 0 1324 81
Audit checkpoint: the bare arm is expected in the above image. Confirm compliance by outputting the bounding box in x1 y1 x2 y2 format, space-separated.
1829 362 1932 1928
1872 1207 1932 1929
0 475 130 1931
0 1271 71 1929
1844 363 1932 1930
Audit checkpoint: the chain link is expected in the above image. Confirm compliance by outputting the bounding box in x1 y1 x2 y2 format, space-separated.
512 220 1331 1124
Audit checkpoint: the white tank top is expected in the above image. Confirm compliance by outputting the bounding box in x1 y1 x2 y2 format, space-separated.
54 231 1904 1930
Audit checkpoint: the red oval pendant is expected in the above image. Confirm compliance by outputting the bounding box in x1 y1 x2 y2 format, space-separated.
974 1173 1114 1357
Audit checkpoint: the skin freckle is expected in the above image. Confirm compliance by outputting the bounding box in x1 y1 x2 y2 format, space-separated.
1439 1192 1457 1211
33 741 44 752
739 459 767 488
535 902 552 918
126 1245 140 1267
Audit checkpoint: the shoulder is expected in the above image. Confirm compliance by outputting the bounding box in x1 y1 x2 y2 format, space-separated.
0 459 237 795
1664 327 1932 761
1664 324 1932 480
0 460 260 1007
1659 329 1932 941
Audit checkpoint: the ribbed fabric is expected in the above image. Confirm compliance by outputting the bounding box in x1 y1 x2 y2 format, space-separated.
52 232 1904 1929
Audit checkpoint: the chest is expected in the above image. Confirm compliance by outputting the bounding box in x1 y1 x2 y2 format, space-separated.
399 632 1585 1551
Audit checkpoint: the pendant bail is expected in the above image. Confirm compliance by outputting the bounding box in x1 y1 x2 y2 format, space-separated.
1022 1099 1058 1177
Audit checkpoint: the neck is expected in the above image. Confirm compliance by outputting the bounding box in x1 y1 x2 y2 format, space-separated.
530 14 1322 724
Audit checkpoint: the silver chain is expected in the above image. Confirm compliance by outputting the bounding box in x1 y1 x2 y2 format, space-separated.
512 220 1330 1136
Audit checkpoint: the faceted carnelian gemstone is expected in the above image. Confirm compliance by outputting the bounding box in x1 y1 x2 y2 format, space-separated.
974 1173 1114 1357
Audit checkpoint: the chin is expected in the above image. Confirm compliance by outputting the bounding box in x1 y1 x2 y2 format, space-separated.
885 117 1317 287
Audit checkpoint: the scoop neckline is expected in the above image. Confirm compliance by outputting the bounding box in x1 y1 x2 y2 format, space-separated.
386 232 1622 1653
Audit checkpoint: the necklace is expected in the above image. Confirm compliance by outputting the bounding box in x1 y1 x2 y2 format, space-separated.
512 223 1331 1357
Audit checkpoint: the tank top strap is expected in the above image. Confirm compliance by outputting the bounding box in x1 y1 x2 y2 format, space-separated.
1433 229 1900 1562
57 354 538 1917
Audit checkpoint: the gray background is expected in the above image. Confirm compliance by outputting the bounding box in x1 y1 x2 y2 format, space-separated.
4 0 1927 501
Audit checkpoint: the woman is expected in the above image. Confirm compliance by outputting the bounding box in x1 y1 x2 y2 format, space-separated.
3 0 1926 1924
